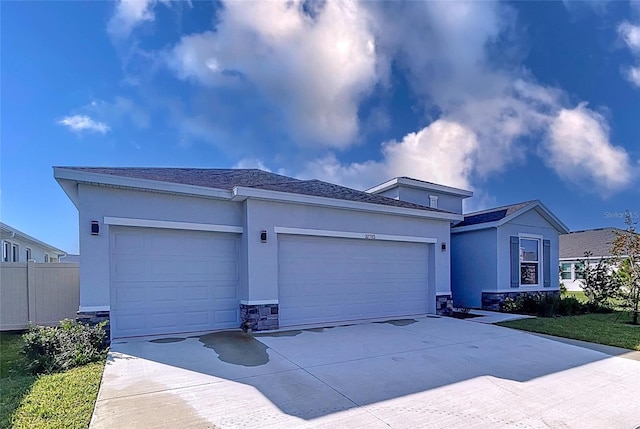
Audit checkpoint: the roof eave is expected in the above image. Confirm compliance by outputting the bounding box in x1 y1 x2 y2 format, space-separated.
232 186 463 221
366 177 473 198
53 167 234 201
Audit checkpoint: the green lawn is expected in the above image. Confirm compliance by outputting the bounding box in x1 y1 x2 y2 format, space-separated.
563 291 587 302
498 312 640 351
0 332 105 429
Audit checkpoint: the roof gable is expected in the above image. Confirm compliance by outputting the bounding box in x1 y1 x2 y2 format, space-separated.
452 200 569 234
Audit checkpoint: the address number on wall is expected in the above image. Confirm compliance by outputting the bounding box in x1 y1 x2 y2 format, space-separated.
364 234 376 239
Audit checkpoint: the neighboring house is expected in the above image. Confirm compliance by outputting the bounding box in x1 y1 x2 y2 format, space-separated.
60 254 81 263
54 167 468 340
450 201 569 310
0 222 66 263
559 228 623 291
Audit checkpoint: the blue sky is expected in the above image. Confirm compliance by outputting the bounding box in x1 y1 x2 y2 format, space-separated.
2 0 639 254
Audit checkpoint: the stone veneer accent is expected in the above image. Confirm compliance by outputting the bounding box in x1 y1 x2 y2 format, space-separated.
436 294 453 316
482 290 560 311
77 310 111 344
240 303 279 331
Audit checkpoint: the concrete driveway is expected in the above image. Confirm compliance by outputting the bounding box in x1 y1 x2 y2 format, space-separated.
91 316 640 428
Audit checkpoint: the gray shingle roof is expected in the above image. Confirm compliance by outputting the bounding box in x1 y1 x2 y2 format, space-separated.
453 200 536 228
59 167 451 213
559 228 625 259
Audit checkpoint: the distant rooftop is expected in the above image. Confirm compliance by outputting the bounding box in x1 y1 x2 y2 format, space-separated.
0 222 66 255
560 227 626 259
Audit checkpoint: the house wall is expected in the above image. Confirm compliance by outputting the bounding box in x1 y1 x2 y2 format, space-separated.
77 184 244 310
76 184 452 318
244 198 452 313
560 259 605 291
375 188 400 200
398 187 464 214
0 238 60 262
451 228 497 308
374 185 464 214
496 209 561 292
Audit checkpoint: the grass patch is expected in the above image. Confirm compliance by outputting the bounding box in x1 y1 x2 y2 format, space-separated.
0 332 105 429
498 312 640 351
564 291 588 302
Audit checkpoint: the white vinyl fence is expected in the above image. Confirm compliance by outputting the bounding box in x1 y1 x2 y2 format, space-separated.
0 262 79 330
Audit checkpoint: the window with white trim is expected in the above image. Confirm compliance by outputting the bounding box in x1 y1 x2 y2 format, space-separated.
26 248 32 261
44 254 49 263
2 241 9 262
520 237 540 285
429 195 438 209
11 244 19 262
560 263 572 280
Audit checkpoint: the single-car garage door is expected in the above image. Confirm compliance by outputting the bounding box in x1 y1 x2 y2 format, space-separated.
278 235 429 327
110 226 239 339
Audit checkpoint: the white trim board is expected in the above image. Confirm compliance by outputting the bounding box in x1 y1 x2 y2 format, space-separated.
103 217 243 234
79 305 110 313
366 177 473 197
240 300 279 306
274 226 437 244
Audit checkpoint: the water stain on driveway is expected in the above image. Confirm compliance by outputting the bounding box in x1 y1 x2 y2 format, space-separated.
198 331 269 367
374 319 417 327
149 338 186 344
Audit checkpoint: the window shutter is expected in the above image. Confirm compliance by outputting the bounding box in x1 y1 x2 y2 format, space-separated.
543 239 551 288
510 236 520 288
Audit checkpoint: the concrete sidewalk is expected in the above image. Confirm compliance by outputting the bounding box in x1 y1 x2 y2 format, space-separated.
91 316 640 428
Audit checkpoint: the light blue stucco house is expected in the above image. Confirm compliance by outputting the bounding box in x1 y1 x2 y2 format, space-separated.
54 167 567 340
55 168 470 340
451 201 570 310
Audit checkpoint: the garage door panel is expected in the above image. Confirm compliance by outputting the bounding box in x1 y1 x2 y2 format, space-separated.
279 235 429 327
110 227 239 339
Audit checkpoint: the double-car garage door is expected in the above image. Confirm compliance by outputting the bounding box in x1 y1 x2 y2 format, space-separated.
109 227 430 338
110 227 239 339
278 235 429 327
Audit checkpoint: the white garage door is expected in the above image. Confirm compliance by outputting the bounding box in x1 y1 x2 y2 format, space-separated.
110 227 239 339
278 235 429 327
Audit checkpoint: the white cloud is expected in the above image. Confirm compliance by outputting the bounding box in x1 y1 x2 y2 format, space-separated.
625 66 640 87
298 2 636 197
618 21 640 88
108 0 159 38
233 158 272 172
57 115 110 134
301 120 479 191
619 22 640 53
543 104 634 195
90 97 150 129
113 0 635 198
167 0 380 147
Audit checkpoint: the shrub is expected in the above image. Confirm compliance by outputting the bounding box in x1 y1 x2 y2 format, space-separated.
558 296 587 316
579 253 620 307
22 319 108 374
500 292 617 318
